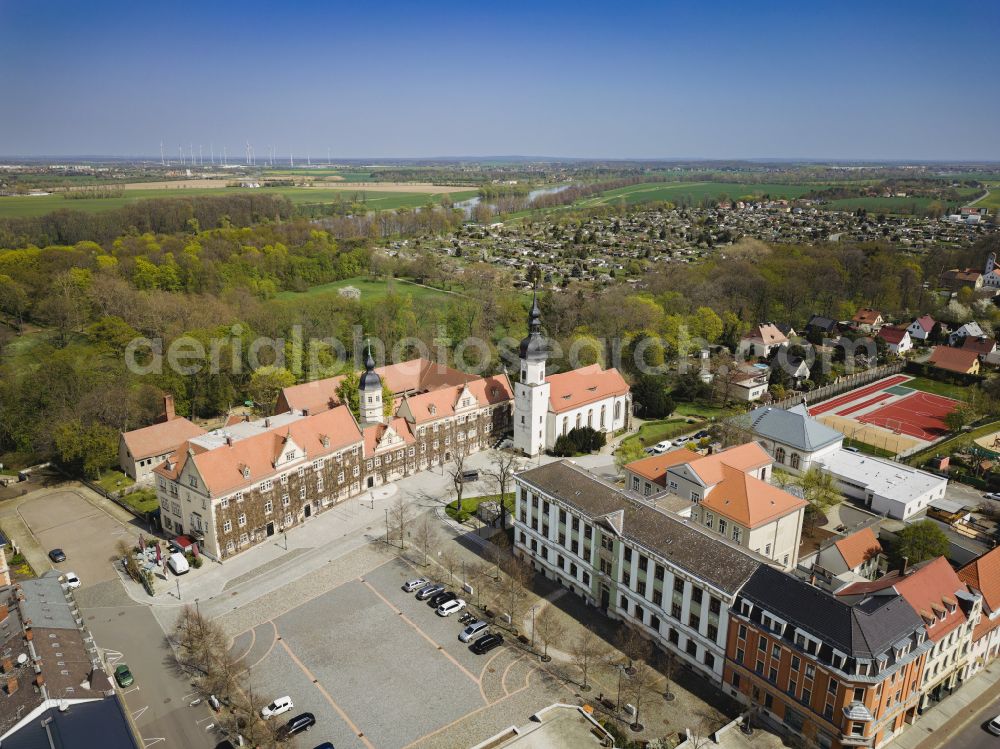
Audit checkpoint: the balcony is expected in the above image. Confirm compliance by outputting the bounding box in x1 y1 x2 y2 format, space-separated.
843 702 874 722
838 735 873 747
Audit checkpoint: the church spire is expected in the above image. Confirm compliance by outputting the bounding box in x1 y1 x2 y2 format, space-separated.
519 284 548 362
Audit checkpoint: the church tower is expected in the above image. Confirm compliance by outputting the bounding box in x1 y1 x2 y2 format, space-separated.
514 289 550 457
359 342 384 425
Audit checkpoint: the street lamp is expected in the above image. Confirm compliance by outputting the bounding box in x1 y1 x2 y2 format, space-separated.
283 531 288 551
530 605 537 650
384 508 390 545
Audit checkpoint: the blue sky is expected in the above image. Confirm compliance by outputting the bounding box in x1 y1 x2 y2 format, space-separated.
1 0 997 160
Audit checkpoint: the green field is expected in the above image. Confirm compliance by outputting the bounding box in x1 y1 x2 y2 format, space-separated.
821 190 981 214
0 186 479 218
572 181 817 208
904 376 971 402
274 276 462 303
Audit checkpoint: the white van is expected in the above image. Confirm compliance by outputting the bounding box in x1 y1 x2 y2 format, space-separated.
167 552 190 575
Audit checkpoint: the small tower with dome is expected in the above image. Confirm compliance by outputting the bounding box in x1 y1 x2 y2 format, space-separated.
514 288 551 456
359 341 384 425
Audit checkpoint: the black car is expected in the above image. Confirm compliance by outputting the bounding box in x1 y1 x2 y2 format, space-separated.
281 712 316 737
470 632 504 654
693 430 710 439
48 549 66 563
429 591 457 607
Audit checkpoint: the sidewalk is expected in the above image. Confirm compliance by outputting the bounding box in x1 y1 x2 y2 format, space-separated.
891 662 1000 749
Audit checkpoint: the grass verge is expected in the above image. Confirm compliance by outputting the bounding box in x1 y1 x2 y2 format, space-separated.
445 493 514 523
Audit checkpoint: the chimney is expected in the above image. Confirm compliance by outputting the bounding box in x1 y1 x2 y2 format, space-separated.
901 556 909 575
264 418 271 428
163 394 176 423
302 408 310 417
225 435 233 447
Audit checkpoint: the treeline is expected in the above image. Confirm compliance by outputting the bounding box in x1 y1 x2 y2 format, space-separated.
0 193 296 248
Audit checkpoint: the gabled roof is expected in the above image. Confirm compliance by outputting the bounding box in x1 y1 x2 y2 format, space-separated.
155 406 362 495
740 565 924 659
877 326 909 345
909 315 935 333
962 336 997 355
402 374 513 424
363 417 415 457
928 346 980 373
958 546 1000 614
806 315 838 332
546 364 629 414
747 403 844 452
626 448 704 484
700 464 806 528
837 557 969 643
625 443 770 488
743 323 789 346
852 308 883 325
121 417 207 460
833 527 882 570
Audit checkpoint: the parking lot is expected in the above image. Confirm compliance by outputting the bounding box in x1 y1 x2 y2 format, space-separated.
16 488 140 587
233 556 569 749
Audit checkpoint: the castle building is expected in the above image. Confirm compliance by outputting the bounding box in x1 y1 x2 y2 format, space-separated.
514 291 631 457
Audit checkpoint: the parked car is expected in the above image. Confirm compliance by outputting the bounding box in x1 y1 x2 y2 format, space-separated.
63 572 81 590
430 591 457 607
984 493 1000 501
114 664 134 688
416 583 444 601
281 712 316 736
48 548 66 563
261 696 294 719
643 446 656 455
470 632 504 654
673 435 691 446
402 578 429 592
693 430 710 439
312 744 335 749
460 470 479 483
459 621 488 642
167 552 190 575
437 598 466 616
988 714 1000 736
651 440 672 454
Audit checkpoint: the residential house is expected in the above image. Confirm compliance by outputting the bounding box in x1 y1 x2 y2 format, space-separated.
876 327 912 356
961 335 998 363
812 526 885 584
725 565 931 749
948 321 985 346
514 460 765 682
741 323 791 359
981 253 1000 291
957 546 1000 676
906 315 936 343
837 557 981 711
805 315 840 340
939 267 984 292
726 363 771 403
745 403 844 475
928 346 981 376
851 308 884 333
118 396 206 483
625 443 806 569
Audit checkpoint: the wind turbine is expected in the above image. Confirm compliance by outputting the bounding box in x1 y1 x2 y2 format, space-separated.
178 145 184 165
199 144 203 166
210 143 214 165
327 147 331 165
223 146 228 166
160 141 165 166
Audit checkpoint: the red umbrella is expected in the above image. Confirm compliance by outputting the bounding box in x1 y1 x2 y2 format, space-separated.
155 543 161 563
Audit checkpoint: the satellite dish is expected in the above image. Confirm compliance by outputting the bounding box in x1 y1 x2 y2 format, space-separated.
16 654 27 667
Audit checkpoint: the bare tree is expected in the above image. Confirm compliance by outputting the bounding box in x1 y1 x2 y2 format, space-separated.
616 623 653 675
446 438 472 515
413 515 437 566
497 555 533 626
534 605 567 661
570 627 606 691
466 561 489 608
626 659 658 731
661 649 676 700
439 547 461 584
389 494 411 549
485 450 523 530
491 529 511 579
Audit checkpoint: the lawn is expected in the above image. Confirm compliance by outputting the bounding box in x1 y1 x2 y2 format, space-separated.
842 437 896 459
573 181 817 209
909 418 1000 467
673 401 737 420
821 191 979 215
0 186 479 218
273 276 461 303
121 488 159 515
904 376 971 402
445 493 514 523
95 469 135 494
622 418 701 450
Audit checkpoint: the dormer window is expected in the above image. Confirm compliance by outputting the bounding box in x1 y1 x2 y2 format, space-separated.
240 465 250 479
321 435 330 448
740 600 753 617
429 404 437 416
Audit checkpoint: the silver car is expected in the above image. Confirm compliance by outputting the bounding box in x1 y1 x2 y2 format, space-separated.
416 583 444 600
402 578 429 592
459 620 488 642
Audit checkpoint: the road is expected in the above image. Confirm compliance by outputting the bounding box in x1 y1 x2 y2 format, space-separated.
938 697 1000 749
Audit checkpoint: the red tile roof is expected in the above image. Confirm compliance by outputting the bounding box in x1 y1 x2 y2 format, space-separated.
958 547 1000 614
743 324 789 346
833 527 882 570
546 365 628 414
363 417 415 457
402 374 513 425
700 464 806 528
929 346 980 374
877 326 909 345
852 308 882 325
121 418 206 460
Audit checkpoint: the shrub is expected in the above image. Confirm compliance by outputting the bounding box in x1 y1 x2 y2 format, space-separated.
552 427 606 456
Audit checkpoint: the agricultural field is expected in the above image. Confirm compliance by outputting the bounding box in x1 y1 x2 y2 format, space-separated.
273 276 462 303
821 189 981 214
0 185 478 218
573 181 818 208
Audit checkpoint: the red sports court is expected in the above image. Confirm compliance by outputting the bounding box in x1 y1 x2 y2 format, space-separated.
807 374 909 417
857 391 958 441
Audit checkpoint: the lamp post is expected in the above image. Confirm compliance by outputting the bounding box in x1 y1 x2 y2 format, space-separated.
530 605 537 650
283 531 288 551
384 508 390 545
615 663 625 712
176 577 181 600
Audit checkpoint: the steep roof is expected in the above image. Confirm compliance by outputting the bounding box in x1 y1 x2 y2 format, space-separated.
852 308 882 325
362 417 416 457
517 461 762 594
546 365 629 414
928 346 980 373
740 565 924 659
958 546 1000 614
910 315 935 333
962 336 997 355
837 557 969 643
746 404 844 452
155 406 362 495
877 326 909 345
806 315 838 332
401 374 513 424
833 527 882 570
120 417 206 460
625 442 770 489
700 464 807 528
744 323 789 346
626 449 704 484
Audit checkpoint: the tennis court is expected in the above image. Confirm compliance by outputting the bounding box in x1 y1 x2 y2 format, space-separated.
858 391 960 441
